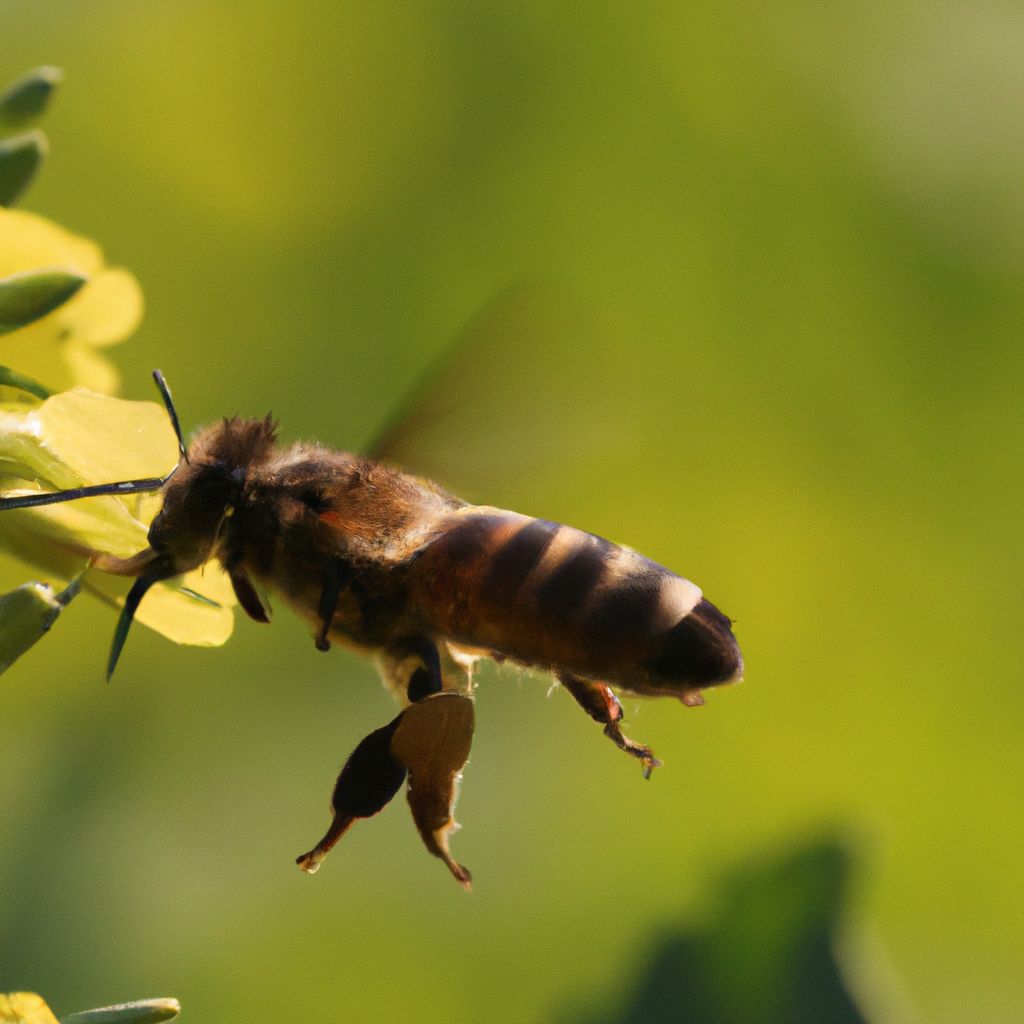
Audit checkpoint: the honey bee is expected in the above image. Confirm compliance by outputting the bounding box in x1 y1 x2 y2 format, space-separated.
1 371 742 889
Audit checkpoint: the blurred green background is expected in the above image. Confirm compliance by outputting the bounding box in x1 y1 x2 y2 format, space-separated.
2 2 1022 1021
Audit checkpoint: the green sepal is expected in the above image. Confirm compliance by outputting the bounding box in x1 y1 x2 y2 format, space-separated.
0 270 88 334
59 1000 180 1024
0 67 62 126
0 576 80 674
0 131 47 206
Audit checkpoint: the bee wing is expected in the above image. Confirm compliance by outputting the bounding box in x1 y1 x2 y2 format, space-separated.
363 282 619 503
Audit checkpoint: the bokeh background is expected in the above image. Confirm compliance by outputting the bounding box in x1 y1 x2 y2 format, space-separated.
2 3 1022 1022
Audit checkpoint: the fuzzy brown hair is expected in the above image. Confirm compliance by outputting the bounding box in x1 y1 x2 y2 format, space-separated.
188 415 280 471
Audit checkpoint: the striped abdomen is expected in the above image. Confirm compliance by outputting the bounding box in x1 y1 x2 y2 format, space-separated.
407 507 742 698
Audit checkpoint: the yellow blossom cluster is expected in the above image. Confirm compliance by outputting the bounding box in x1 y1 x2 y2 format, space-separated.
0 209 233 662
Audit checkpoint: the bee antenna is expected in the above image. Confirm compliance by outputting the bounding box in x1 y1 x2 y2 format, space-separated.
107 575 160 681
152 369 189 464
0 471 177 511
0 373 186 511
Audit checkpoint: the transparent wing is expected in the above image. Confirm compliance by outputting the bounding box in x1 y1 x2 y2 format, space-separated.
362 281 627 506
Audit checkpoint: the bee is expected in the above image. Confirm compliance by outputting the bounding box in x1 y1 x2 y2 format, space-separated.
0 371 742 889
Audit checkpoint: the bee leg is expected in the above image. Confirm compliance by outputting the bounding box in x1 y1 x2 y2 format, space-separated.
389 692 475 890
391 637 444 703
228 568 269 623
297 688 476 888
376 636 453 705
558 673 662 779
296 715 407 874
314 560 354 651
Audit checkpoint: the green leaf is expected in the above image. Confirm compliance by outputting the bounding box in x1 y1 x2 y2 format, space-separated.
59 1000 180 1024
0 67 62 126
0 131 47 206
0 577 80 674
0 270 88 334
570 839 870 1024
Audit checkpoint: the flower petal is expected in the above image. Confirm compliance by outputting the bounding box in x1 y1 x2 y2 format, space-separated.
65 267 143 347
0 208 100 275
0 390 234 647
0 992 60 1024
0 210 141 392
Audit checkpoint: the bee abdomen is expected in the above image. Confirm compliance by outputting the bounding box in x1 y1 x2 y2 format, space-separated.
411 508 741 696
640 596 743 690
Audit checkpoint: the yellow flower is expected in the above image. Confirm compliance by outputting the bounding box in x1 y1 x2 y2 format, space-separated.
0 208 142 394
0 991 59 1024
0 389 234 648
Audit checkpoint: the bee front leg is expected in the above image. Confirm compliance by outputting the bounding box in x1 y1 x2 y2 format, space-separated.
314 560 354 652
558 673 662 779
228 568 270 623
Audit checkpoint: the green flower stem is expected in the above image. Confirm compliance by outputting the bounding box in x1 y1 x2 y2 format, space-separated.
0 366 51 399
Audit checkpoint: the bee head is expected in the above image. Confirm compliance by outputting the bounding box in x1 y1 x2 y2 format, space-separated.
147 415 278 572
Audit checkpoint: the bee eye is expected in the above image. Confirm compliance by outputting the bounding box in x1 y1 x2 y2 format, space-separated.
299 488 330 513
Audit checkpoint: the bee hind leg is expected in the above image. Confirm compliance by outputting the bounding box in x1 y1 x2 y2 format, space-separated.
389 691 475 890
375 636 447 705
382 642 476 886
558 674 661 779
296 715 407 874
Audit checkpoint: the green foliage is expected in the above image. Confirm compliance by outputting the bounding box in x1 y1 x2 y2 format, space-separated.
573 841 866 1024
0 578 79 674
0 67 59 206
0 271 86 335
0 67 61 127
0 132 46 207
